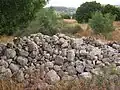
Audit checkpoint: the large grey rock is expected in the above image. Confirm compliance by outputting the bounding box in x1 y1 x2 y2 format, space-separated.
17 56 28 66
67 49 75 61
45 70 60 84
55 56 64 65
5 49 16 58
9 63 19 72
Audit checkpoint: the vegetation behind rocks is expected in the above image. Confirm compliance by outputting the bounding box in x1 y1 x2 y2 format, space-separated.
89 12 115 38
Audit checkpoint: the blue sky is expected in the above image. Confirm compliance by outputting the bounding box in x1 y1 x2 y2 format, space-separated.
46 0 120 8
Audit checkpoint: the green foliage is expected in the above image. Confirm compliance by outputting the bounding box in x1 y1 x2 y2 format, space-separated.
102 4 120 21
37 8 61 35
16 8 61 36
0 0 47 35
60 13 71 19
76 1 102 23
89 12 115 35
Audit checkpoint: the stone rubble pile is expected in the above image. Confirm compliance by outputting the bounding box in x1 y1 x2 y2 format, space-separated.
0 33 120 84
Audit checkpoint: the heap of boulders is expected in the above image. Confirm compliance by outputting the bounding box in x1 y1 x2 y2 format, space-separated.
0 33 120 84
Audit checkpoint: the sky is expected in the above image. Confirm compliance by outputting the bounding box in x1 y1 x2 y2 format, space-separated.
46 0 120 8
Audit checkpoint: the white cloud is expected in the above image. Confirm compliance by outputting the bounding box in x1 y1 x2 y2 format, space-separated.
46 0 120 8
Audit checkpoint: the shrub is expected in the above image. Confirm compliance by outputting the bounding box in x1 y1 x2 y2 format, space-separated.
0 0 47 35
89 12 115 35
15 8 61 36
60 13 71 19
76 1 102 23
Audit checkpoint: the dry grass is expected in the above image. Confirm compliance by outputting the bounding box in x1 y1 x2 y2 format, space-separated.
0 66 120 90
0 79 23 90
52 66 120 90
0 35 14 44
63 19 77 24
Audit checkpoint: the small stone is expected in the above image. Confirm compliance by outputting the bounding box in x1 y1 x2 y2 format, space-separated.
61 49 67 57
61 42 69 48
4 68 12 78
0 60 8 68
17 56 28 66
9 63 19 72
91 68 102 75
54 65 61 72
0 66 7 73
55 56 64 65
76 65 84 73
71 38 83 49
67 49 75 61
6 59 12 64
27 40 38 52
15 70 24 82
45 62 54 69
80 50 88 55
79 72 92 79
52 35 59 41
5 49 16 59
67 66 77 75
62 75 74 81
59 38 65 44
19 49 29 57
45 70 60 84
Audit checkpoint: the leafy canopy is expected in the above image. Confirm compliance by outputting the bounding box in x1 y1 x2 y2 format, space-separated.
76 1 102 23
0 0 47 35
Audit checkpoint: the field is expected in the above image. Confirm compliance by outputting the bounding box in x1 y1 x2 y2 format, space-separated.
0 19 120 90
63 19 120 41
1 19 120 44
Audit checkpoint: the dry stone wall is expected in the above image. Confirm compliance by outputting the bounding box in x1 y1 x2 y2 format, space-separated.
0 33 120 84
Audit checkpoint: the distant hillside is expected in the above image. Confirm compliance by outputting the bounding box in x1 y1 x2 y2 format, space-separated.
49 6 76 15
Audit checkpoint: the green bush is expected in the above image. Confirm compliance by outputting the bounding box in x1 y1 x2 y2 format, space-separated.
60 13 71 19
76 1 102 23
16 8 61 36
0 0 46 35
89 12 115 35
